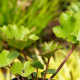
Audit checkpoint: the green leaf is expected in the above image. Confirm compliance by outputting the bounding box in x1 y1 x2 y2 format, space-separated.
41 69 56 77
0 50 19 67
0 25 39 50
43 41 58 51
29 34 39 40
31 60 44 69
10 62 22 74
53 11 80 43
10 61 34 77
21 61 34 77
27 72 37 79
28 75 32 80
40 41 62 58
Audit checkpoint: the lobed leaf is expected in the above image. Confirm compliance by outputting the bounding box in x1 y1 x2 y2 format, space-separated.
0 50 19 67
10 61 34 77
40 41 62 58
0 25 39 50
53 11 80 43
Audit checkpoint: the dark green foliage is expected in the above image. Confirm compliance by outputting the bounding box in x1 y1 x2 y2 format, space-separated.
41 69 56 77
31 60 44 69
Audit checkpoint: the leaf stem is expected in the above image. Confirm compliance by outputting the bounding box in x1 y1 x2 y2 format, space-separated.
48 44 77 80
37 68 38 78
21 50 28 61
43 58 50 80
22 77 24 80
15 75 20 80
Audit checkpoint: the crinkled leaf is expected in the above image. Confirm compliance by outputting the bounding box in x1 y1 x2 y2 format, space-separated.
10 61 34 77
41 69 56 77
40 41 62 58
0 25 39 50
53 11 80 43
0 50 19 67
43 41 58 51
31 60 44 69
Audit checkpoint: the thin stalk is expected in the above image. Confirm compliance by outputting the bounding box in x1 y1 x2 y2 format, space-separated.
24 77 28 80
21 50 28 61
36 68 38 78
22 77 25 80
43 58 50 80
15 75 20 80
48 44 77 80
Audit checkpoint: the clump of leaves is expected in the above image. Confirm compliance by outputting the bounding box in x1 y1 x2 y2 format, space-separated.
48 11 80 80
40 41 62 58
0 24 40 80
39 41 62 80
0 50 19 67
0 25 39 50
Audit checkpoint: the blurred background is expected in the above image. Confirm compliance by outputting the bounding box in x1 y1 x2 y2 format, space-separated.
0 0 80 80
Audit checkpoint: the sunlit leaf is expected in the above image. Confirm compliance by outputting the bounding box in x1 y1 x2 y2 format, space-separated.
0 25 39 50
53 11 80 43
0 50 19 67
10 61 34 77
10 62 22 74
40 41 62 58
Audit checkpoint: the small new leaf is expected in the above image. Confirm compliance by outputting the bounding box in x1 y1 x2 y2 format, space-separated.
40 41 62 58
31 60 44 69
0 25 39 50
0 50 19 67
